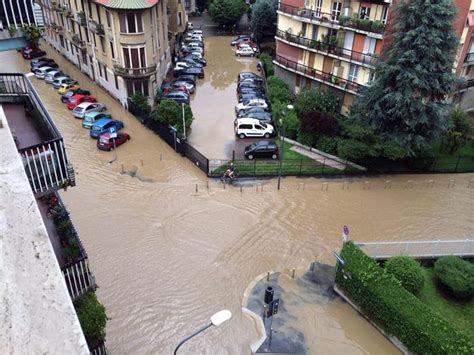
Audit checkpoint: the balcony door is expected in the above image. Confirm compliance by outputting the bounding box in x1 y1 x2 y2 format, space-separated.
331 2 342 21
123 46 146 72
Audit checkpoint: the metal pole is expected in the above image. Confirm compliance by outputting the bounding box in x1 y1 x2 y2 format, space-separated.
182 103 186 139
278 119 285 190
174 323 213 355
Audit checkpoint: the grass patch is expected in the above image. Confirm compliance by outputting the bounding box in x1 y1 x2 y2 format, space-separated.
417 267 474 340
431 140 474 172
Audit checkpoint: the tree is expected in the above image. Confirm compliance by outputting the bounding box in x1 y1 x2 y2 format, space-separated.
209 0 246 28
272 100 298 139
22 25 42 48
299 111 340 136
267 75 292 103
294 88 340 116
151 100 194 136
350 0 459 157
129 92 151 122
441 106 472 153
250 0 277 43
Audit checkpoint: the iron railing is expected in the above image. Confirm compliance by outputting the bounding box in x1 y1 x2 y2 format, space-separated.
354 239 474 260
275 29 378 67
62 257 96 301
274 55 364 94
278 2 385 35
88 20 104 35
113 65 157 78
464 52 474 65
0 73 75 195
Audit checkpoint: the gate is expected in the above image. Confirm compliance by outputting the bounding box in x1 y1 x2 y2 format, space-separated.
183 141 209 174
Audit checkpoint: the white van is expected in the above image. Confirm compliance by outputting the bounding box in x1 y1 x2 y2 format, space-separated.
234 118 275 139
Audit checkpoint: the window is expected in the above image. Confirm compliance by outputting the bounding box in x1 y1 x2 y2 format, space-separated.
82 51 88 65
359 6 370 20
381 6 389 24
178 12 182 27
98 62 102 77
100 37 105 53
301 23 307 37
95 4 101 23
126 80 149 96
106 11 111 28
368 70 375 84
119 13 143 33
110 41 115 58
122 46 146 68
348 64 359 82
311 25 318 40
114 75 119 90
315 0 322 17
331 2 342 21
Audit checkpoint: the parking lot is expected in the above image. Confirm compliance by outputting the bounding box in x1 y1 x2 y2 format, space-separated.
186 36 270 159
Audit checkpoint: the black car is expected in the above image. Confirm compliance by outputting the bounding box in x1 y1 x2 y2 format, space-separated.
23 48 47 59
61 89 91 103
239 76 265 86
237 111 272 123
183 54 207 66
180 57 205 67
244 141 278 160
176 74 197 85
174 67 204 79
231 35 253 46
237 106 270 117
238 92 268 103
31 57 55 67
238 85 266 95
161 90 190 104
238 72 260 82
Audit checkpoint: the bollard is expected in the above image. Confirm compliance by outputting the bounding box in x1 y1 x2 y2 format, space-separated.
195 184 198 193
267 272 270 282
292 268 295 279
160 154 162 161
310 262 315 272
141 159 144 167
207 180 209 189
256 185 258 193
302 183 305 191
121 164 124 173
240 186 243 193
223 182 226 190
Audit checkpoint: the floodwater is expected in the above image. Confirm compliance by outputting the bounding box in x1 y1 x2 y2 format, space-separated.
3 47 474 354
189 36 271 159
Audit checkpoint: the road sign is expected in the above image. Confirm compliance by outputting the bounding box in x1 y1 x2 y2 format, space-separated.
268 298 279 317
109 126 117 138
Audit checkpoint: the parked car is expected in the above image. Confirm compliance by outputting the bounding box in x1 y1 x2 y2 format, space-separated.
90 118 124 138
66 94 97 109
181 46 204 56
173 80 195 94
161 90 190 104
236 111 273 123
83 111 112 129
176 74 196 85
239 76 264 85
231 35 253 46
235 98 269 114
182 41 204 49
236 46 257 57
61 89 91 103
237 82 266 94
237 43 259 54
234 118 275 139
45 70 66 83
182 55 207 66
238 93 268 103
57 81 80 94
32 62 59 73
238 72 261 82
244 141 279 160
23 48 47 59
35 67 57 79
183 36 203 44
174 62 203 71
52 76 72 89
174 66 204 79
169 85 191 96
31 57 55 70
73 102 105 119
237 106 271 117
97 132 130 151
189 29 203 36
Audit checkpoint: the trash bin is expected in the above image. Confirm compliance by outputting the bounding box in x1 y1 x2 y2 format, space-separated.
264 286 274 305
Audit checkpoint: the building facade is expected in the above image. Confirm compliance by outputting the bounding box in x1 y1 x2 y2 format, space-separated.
275 0 474 113
39 0 177 106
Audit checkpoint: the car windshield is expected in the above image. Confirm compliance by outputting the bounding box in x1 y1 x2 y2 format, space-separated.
84 116 92 122
70 99 77 104
92 126 101 131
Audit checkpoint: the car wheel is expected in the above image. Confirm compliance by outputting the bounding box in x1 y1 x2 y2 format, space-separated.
272 154 277 160
264 133 270 138
239 133 245 139
248 154 254 160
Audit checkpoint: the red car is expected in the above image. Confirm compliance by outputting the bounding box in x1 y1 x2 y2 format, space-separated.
164 85 190 95
66 94 97 109
97 132 130 151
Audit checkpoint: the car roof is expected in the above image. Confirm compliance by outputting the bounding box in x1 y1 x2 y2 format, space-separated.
86 111 108 118
236 118 263 124
71 94 85 99
93 118 112 126
57 76 70 81
77 102 97 108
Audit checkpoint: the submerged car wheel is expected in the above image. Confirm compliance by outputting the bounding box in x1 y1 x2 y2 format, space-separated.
272 154 277 160
248 154 254 160
239 133 246 139
264 133 270 138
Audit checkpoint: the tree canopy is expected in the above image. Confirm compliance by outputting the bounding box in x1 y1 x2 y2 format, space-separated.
350 0 459 157
250 0 277 43
151 100 194 136
209 0 246 28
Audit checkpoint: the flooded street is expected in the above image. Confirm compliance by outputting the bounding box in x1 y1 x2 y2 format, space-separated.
3 47 474 354
188 36 262 159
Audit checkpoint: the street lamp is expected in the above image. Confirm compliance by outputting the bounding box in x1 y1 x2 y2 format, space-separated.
277 104 294 190
173 310 232 354
181 102 186 139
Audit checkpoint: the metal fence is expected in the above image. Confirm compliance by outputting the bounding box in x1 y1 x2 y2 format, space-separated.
61 257 96 301
90 341 107 355
354 239 474 260
184 141 209 174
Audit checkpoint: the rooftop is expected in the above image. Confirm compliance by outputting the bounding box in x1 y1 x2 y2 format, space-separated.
93 0 159 9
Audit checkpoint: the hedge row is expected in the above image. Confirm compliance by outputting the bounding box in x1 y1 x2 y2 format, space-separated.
336 242 474 354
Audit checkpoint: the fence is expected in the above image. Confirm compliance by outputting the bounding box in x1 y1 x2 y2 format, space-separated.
354 239 474 260
90 341 107 355
61 257 96 301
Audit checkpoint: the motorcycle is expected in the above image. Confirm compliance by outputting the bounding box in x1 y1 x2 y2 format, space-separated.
221 172 238 184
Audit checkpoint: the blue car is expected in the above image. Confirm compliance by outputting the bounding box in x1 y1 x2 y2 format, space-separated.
90 118 124 138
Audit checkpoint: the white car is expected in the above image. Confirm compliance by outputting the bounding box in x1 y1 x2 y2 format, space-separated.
190 30 203 36
35 66 55 79
239 43 259 54
174 61 202 71
235 98 269 114
236 46 255 57
234 118 275 139
45 70 64 84
73 102 105 119
184 34 203 42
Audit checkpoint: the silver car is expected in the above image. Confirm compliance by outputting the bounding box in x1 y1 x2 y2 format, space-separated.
73 102 105 119
35 66 56 79
45 70 65 84
52 76 72 88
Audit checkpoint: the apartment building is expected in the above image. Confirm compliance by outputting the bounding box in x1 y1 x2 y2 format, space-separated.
275 0 473 113
168 0 188 55
39 0 176 106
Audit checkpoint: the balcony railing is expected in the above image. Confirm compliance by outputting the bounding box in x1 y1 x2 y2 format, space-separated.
113 65 157 78
274 55 364 94
276 29 378 67
62 257 96 300
71 34 86 48
50 22 63 32
89 20 104 35
75 12 87 26
0 73 75 195
464 52 474 65
278 2 385 35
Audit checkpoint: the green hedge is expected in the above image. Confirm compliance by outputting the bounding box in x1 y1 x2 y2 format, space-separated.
336 242 474 354
385 256 425 294
434 256 474 299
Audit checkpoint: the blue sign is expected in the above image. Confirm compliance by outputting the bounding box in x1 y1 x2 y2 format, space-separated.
109 126 117 138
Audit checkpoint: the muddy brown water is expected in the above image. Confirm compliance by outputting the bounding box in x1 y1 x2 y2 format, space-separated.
3 44 474 354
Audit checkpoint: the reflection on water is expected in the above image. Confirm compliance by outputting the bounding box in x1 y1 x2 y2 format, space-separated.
3 48 474 354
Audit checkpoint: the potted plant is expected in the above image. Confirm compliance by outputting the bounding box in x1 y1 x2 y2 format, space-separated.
285 28 293 41
338 15 350 26
371 20 385 33
328 35 338 52
309 39 321 49
8 25 17 37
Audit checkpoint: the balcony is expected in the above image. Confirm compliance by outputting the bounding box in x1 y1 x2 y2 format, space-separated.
71 34 86 49
278 3 385 36
88 20 105 35
274 55 363 94
113 65 157 78
51 1 61 11
464 52 474 66
276 29 378 67
75 11 87 26
50 22 63 32
0 73 75 196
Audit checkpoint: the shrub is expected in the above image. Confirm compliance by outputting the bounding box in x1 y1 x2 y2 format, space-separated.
434 256 474 299
316 135 339 155
297 131 318 147
260 53 274 76
74 293 107 345
151 100 193 136
271 100 298 139
336 242 474 354
294 88 340 116
299 110 340 136
129 92 151 121
385 256 425 294
267 75 292 104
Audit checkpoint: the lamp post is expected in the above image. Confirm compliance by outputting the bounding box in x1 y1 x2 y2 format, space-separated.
277 104 294 190
181 102 186 139
173 310 232 355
